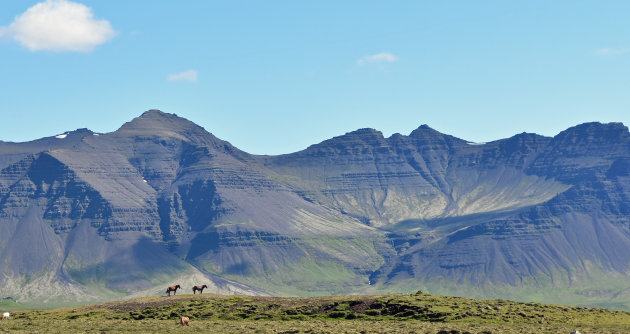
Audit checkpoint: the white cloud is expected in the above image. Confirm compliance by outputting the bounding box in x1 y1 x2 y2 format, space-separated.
357 52 399 65
595 48 629 56
167 70 199 82
0 0 115 52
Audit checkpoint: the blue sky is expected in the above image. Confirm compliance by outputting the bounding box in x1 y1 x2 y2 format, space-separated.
1 1 629 154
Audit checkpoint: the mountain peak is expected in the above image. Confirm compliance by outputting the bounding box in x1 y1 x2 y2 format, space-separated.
139 109 177 118
408 124 466 144
345 128 384 138
563 121 627 133
553 122 629 144
111 110 244 156
409 124 441 137
116 110 209 141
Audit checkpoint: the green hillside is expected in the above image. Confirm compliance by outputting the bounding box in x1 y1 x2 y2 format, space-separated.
2 292 630 333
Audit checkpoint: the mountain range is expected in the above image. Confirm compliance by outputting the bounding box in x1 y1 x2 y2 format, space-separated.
1 110 630 309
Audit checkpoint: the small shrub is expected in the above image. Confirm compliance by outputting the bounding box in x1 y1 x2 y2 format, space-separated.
344 313 358 319
365 310 380 316
128 312 145 320
349 300 363 307
369 301 385 309
328 311 347 318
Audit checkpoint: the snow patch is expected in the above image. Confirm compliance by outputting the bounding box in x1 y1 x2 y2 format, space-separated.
55 134 68 139
93 133 100 136
466 142 486 146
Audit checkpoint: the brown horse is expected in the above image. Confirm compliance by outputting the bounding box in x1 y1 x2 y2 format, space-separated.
166 284 181 296
192 284 207 294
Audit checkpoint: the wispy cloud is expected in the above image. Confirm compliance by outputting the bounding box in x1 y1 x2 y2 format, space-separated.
0 0 115 52
357 52 399 66
167 70 199 82
595 48 629 56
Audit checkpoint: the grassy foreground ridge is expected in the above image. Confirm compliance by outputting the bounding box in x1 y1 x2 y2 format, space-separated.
2 292 630 333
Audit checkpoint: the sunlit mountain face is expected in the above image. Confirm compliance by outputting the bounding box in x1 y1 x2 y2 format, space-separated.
2 110 630 309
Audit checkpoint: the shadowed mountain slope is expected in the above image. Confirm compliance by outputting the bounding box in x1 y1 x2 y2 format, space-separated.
1 110 630 309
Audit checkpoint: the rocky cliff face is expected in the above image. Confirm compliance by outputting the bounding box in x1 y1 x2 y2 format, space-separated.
1 110 630 309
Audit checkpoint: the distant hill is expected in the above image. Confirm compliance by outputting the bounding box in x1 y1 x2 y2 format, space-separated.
1 110 630 309
7 292 630 333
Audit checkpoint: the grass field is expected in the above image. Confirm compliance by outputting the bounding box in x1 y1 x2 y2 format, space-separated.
2 292 630 333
